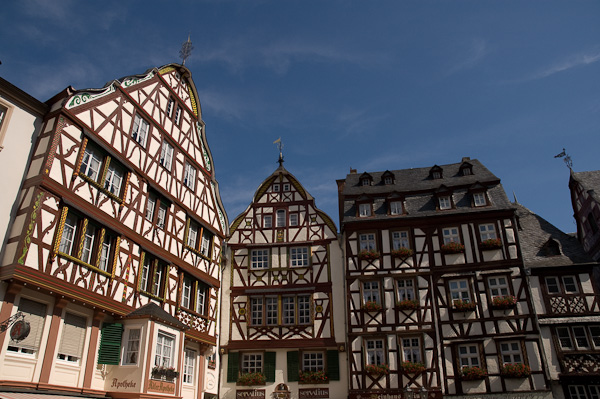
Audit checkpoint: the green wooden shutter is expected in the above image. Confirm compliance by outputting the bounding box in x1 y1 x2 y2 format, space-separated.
227 352 240 383
287 351 299 382
97 322 123 365
264 352 276 382
327 350 340 381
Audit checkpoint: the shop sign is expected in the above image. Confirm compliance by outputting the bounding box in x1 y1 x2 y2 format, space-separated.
349 394 402 399
236 389 265 399
148 379 175 394
299 388 329 399
111 379 137 390
10 320 30 341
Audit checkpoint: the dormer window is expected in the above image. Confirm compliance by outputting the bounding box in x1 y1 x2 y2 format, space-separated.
460 162 473 176
473 193 487 207
382 171 395 185
359 172 373 187
390 201 403 215
435 185 453 210
359 203 372 217
468 183 489 208
361 179 370 186
429 165 443 180
439 196 451 210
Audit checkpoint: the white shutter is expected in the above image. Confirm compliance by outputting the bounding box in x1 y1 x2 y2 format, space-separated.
58 312 87 358
10 298 47 351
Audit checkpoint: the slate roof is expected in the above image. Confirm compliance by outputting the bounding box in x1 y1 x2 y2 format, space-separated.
515 203 595 269
339 158 513 223
124 302 187 330
571 170 600 203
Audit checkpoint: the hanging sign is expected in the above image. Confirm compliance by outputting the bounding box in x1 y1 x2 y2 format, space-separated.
10 320 30 341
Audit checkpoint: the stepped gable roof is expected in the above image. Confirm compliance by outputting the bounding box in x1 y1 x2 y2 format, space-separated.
124 302 187 330
571 170 600 203
339 159 513 223
515 203 595 269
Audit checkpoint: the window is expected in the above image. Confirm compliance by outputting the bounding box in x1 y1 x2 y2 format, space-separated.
166 97 174 118
123 328 141 365
79 141 127 199
264 215 272 228
359 203 372 217
556 327 574 349
458 344 480 368
384 176 393 185
57 312 87 363
251 249 269 269
473 193 487 207
302 351 324 372
432 171 441 179
155 331 175 368
365 339 385 365
390 201 403 215
363 281 381 304
462 167 472 176
273 184 280 192
479 224 497 240
401 337 422 363
488 276 509 298
289 213 299 226
359 233 376 251
545 276 579 294
276 209 286 227
290 247 309 267
545 277 560 294
174 106 182 125
183 162 196 191
283 184 290 191
449 279 471 305
439 196 451 210
252 295 310 326
242 353 263 374
569 386 589 399
442 227 460 244
57 209 117 273
361 179 370 186
140 253 167 298
186 219 214 258
7 298 47 356
397 279 416 301
146 192 170 229
160 141 174 170
183 348 196 384
555 326 598 350
181 275 209 315
573 326 590 349
132 114 149 147
392 231 410 250
563 276 579 293
499 341 522 364
590 326 600 347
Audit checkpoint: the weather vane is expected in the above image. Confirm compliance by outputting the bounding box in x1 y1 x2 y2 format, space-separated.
273 137 284 166
554 148 572 169
179 34 193 66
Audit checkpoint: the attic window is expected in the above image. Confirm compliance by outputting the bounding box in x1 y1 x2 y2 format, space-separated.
540 239 561 257
473 192 487 207
359 172 373 187
460 162 473 176
382 171 395 185
361 179 370 186
429 166 443 180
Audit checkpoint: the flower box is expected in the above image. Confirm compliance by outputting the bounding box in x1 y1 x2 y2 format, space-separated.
208 360 216 369
397 299 419 310
441 242 465 254
480 238 502 250
151 366 179 380
500 363 531 378
452 299 476 312
363 301 382 312
299 370 328 384
237 372 266 386
365 363 389 376
460 366 487 381
358 250 380 261
491 295 517 309
400 361 426 374
391 247 413 258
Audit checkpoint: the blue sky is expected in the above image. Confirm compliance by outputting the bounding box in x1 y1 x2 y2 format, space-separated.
2 1 599 233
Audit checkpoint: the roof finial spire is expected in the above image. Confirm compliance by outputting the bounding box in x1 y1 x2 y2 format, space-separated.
179 34 193 66
554 148 572 169
273 137 284 166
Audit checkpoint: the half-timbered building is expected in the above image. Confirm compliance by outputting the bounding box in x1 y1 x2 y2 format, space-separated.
569 170 600 262
337 158 550 399
0 64 227 399
518 203 600 399
221 162 347 399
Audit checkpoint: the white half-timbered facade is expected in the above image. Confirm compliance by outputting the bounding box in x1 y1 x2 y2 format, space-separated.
0 64 227 399
519 204 600 399
337 158 550 399
221 164 347 399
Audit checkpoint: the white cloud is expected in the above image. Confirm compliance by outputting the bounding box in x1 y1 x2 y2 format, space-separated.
531 49 600 80
445 38 487 75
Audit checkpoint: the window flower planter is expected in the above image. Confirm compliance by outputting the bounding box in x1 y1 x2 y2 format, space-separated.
358 250 380 261
299 370 328 384
391 247 413 258
500 363 531 378
363 301 382 312
208 360 216 369
365 364 389 376
397 299 419 310
491 295 517 309
441 242 465 254
237 372 266 386
452 299 476 312
400 361 426 374
460 366 487 381
480 238 502 250
152 366 179 380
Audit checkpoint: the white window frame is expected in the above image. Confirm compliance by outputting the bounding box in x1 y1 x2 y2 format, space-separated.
132 114 149 147
359 233 376 251
390 201 403 215
251 249 269 269
365 339 385 365
276 209 286 227
458 344 480 368
449 279 471 304
266 297 278 326
104 163 123 195
264 215 272 228
488 276 510 298
160 141 174 170
473 192 487 207
183 162 196 191
241 352 263 374
363 281 381 304
289 213 299 227
359 203 372 217
442 227 460 244
183 348 196 384
479 223 497 240
123 328 142 365
397 278 416 301
392 231 410 250
302 351 325 372
154 331 175 368
439 196 451 210
251 297 263 325
290 247 309 267
401 337 422 363
499 341 523 364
